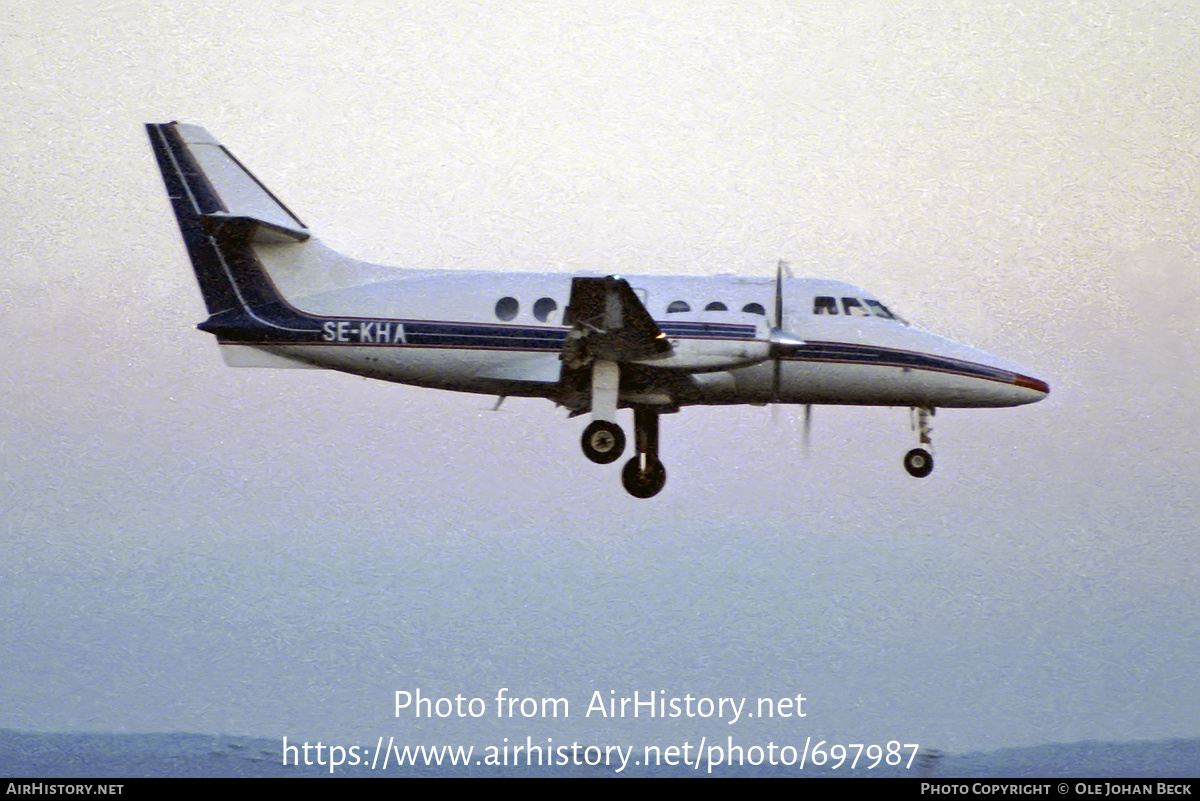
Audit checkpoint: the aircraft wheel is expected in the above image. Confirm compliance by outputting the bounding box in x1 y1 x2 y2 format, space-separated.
904 448 934 478
622 457 667 499
581 420 625 464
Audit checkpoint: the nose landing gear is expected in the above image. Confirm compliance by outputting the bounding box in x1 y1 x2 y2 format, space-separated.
904 447 934 478
904 406 935 478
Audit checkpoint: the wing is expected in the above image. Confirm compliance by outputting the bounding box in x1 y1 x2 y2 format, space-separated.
561 276 673 365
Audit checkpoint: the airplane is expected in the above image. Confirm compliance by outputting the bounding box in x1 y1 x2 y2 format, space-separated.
146 121 1050 499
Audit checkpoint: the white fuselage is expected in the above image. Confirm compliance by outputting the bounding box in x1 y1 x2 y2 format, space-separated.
237 240 1046 411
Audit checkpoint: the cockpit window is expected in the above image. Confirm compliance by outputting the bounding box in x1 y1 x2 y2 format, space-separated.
704 301 727 311
742 302 765 315
842 297 869 317
813 296 838 315
667 301 691 313
813 295 904 323
865 300 896 320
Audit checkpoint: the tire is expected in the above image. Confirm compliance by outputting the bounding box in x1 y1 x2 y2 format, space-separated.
903 448 934 478
581 420 625 464
622 457 667 498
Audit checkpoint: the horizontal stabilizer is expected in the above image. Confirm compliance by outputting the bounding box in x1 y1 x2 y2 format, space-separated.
218 345 320 368
152 122 311 242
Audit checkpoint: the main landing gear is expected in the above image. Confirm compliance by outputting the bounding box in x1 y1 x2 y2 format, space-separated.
581 420 625 464
578 358 667 498
580 358 627 465
580 410 667 498
904 406 935 478
580 411 667 499
621 408 667 499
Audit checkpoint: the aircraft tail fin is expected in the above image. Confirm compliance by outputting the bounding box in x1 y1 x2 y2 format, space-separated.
146 122 310 244
146 122 317 320
147 122 328 357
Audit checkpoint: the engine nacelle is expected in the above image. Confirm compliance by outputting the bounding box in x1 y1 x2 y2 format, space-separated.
635 311 772 372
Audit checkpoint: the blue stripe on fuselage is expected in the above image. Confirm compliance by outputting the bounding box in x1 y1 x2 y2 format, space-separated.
781 341 1015 384
209 314 760 350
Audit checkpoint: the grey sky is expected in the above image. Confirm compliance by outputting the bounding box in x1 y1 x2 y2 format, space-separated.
1 0 1197 757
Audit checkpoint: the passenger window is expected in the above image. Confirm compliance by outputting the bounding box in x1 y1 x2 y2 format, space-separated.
533 297 558 322
742 303 765 315
865 300 896 320
813 296 838 315
842 297 869 317
667 301 691 313
495 296 519 321
704 301 727 311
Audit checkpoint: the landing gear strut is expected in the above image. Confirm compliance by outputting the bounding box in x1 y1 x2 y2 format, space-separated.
904 406 935 478
622 407 666 499
580 359 625 464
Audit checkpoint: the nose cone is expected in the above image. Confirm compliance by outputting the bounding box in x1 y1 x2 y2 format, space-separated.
1015 372 1050 397
973 347 1050 406
907 329 1051 407
949 361 1051 408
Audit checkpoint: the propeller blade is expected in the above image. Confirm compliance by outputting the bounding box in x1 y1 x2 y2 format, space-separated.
774 259 786 331
772 259 786 401
768 260 811 449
